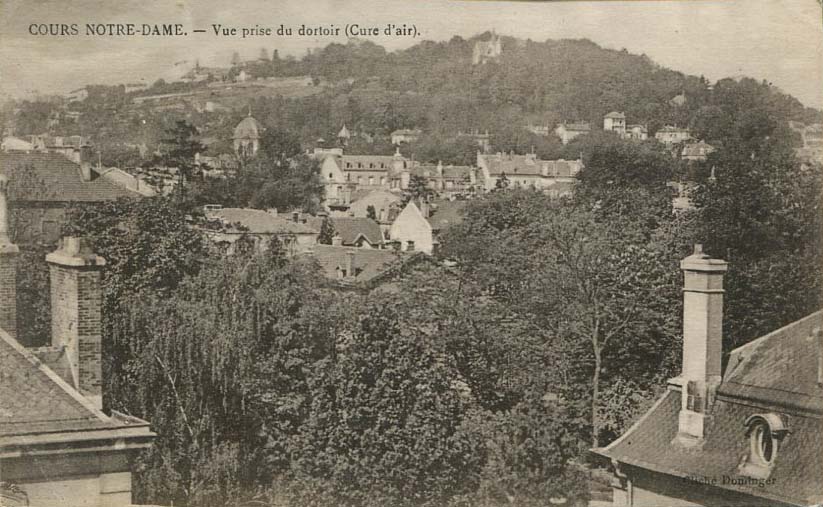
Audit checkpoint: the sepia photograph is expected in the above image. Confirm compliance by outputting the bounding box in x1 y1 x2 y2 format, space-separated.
0 0 821 506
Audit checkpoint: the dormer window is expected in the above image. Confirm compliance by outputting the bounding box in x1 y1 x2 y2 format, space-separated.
739 413 788 478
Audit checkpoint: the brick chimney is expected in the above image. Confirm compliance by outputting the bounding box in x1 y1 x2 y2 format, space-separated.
0 175 19 339
674 244 727 444
332 234 343 246
46 237 106 409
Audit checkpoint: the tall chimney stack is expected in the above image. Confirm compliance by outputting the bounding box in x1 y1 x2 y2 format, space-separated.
0 175 19 339
675 244 727 443
46 237 106 409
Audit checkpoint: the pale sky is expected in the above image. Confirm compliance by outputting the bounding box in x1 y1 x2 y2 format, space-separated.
1 0 822 108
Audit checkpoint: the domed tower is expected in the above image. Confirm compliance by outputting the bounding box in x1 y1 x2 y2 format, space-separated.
233 110 264 158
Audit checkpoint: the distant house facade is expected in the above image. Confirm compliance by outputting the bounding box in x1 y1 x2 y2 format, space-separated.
319 151 413 206
388 200 466 255
655 126 692 146
593 245 823 507
388 201 435 254
476 152 582 194
681 141 716 162
390 129 422 145
393 161 478 199
625 124 648 141
604 112 627 136
201 208 319 255
0 184 155 506
555 122 591 145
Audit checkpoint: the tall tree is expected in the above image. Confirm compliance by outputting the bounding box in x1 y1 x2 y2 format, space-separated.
160 121 205 199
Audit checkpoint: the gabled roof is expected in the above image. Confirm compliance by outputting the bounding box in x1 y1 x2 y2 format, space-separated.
302 245 421 285
410 165 473 181
604 111 626 119
208 208 319 235
0 329 153 447
339 155 403 172
0 152 139 202
331 217 383 246
479 154 582 178
594 312 823 507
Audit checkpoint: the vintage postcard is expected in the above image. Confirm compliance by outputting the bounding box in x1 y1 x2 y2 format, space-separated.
0 0 821 506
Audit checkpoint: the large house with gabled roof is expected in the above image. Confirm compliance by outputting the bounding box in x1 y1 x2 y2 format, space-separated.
1 151 143 246
592 245 823 507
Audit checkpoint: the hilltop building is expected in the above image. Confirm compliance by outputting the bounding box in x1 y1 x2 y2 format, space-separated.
472 31 502 65
604 112 627 136
655 126 692 146
593 245 823 507
626 124 648 141
555 122 592 145
390 129 422 145
681 141 716 162
0 181 155 505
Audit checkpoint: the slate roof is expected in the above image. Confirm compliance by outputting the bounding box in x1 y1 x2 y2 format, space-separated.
427 200 467 231
594 312 823 507
209 208 319 235
480 154 582 178
0 332 110 438
605 111 626 119
332 217 383 246
339 155 401 172
0 152 139 202
303 245 421 285
410 165 473 181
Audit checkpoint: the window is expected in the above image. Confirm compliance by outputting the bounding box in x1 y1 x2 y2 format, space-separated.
739 413 788 478
329 173 333 179
380 177 386 185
